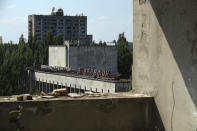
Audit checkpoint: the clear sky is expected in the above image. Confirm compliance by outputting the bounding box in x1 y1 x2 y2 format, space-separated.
0 0 133 43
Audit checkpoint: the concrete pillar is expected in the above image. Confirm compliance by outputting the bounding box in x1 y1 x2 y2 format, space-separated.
79 86 81 93
74 84 76 93
57 82 59 89
53 81 54 91
41 80 43 92
46 80 48 93
38 78 40 92
65 83 67 92
133 0 197 130
49 80 51 93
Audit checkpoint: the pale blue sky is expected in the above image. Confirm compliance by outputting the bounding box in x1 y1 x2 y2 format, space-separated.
0 0 133 43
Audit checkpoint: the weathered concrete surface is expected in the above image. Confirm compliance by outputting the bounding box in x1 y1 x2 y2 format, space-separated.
48 45 118 75
69 46 118 75
0 96 164 131
34 71 129 93
133 0 197 130
49 46 67 67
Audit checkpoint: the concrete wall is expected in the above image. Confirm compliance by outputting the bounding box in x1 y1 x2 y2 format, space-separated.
34 71 128 93
133 0 197 130
48 46 118 75
69 46 118 75
49 46 66 67
0 97 164 131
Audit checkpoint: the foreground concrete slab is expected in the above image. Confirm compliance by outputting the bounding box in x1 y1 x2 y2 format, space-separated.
0 94 164 131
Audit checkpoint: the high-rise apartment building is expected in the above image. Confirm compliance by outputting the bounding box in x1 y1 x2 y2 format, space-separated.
28 8 92 45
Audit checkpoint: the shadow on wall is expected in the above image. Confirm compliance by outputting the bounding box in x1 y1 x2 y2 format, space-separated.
149 0 197 108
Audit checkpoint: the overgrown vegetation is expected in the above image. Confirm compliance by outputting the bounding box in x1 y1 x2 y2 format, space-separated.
117 33 133 91
9 105 24 131
117 33 133 79
0 31 132 95
0 31 63 96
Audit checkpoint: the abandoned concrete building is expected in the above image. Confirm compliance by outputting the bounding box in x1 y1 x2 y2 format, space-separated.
33 41 129 93
1 0 197 131
28 8 92 44
49 41 118 75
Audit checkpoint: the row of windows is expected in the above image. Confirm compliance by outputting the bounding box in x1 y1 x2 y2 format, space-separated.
35 23 85 28
34 35 86 41
36 18 85 23
35 27 85 32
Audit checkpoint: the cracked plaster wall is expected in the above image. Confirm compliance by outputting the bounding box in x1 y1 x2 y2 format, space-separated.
133 0 197 130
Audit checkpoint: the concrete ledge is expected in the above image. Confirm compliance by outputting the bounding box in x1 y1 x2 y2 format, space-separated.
0 95 164 131
34 71 129 93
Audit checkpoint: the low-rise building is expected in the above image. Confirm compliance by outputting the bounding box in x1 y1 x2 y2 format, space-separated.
49 41 118 75
30 41 129 93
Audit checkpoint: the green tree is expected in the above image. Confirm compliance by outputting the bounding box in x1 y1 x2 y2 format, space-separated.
112 39 116 43
90 40 95 46
53 34 63 45
40 30 54 65
28 32 36 54
117 33 133 79
99 40 103 46
103 42 107 46
15 34 33 94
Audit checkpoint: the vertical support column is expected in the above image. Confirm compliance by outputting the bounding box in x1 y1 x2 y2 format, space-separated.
53 81 55 91
65 83 67 92
49 80 51 93
41 80 43 92
38 78 40 93
79 86 81 93
46 80 48 93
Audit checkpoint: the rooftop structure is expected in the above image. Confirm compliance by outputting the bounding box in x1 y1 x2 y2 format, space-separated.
28 8 92 45
27 41 129 93
49 41 118 75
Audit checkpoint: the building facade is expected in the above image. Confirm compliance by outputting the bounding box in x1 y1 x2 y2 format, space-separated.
28 8 92 45
49 44 118 75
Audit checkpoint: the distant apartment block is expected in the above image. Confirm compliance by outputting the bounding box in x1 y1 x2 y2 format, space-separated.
0 36 2 44
28 8 92 45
